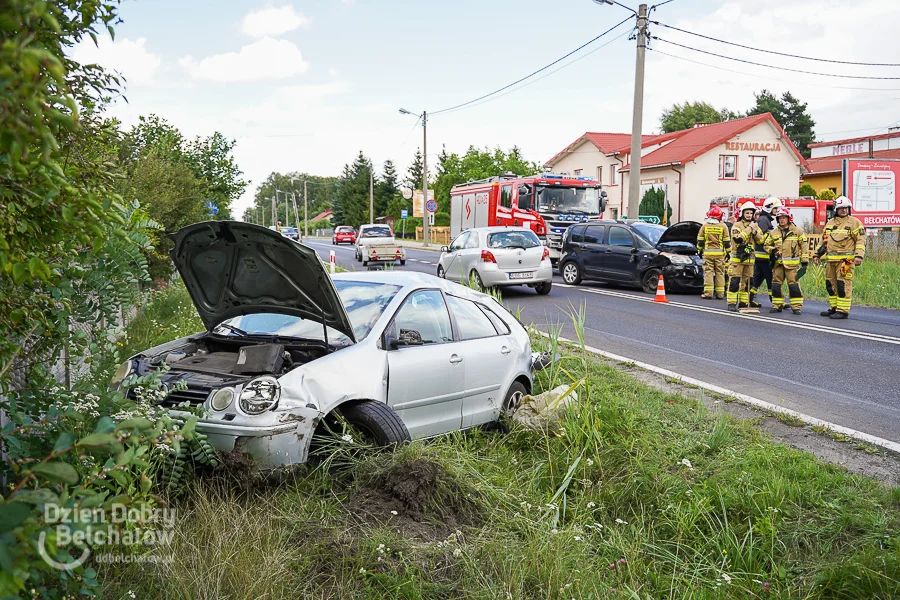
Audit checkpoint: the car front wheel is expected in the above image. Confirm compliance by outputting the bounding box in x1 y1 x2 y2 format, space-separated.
561 261 582 285
338 401 411 446
502 381 528 418
642 268 662 294
437 265 446 279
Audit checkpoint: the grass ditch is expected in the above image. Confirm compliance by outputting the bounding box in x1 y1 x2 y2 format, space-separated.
100 282 900 599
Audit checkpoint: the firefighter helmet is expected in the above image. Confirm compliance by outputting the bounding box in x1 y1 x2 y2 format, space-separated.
775 207 793 223
706 206 723 220
739 201 757 219
834 196 852 211
762 196 782 213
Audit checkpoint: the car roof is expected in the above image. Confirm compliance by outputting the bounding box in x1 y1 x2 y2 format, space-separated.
331 271 496 302
464 226 538 234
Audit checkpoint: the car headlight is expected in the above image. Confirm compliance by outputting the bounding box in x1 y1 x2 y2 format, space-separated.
210 387 235 411
109 360 134 392
239 377 280 415
662 253 693 265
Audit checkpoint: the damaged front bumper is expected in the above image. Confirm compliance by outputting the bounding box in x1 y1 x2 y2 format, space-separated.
189 405 323 470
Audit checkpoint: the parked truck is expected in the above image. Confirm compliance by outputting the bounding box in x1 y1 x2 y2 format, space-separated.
450 173 607 262
354 223 407 266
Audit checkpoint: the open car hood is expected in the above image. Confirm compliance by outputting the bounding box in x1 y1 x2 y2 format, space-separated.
169 221 355 342
657 221 701 246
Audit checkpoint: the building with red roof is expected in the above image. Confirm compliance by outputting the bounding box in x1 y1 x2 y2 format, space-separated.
544 113 807 223
803 130 900 195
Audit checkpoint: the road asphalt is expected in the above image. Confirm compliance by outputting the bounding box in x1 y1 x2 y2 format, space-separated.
306 238 900 445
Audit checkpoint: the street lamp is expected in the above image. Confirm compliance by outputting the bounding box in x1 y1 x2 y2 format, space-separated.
399 108 430 246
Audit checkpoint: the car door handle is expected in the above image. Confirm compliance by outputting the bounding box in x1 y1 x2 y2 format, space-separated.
449 354 463 364
500 346 511 355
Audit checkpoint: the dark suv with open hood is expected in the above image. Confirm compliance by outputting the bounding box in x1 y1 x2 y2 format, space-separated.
558 220 703 293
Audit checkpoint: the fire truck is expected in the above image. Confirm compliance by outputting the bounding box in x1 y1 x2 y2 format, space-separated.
450 173 607 261
711 195 833 230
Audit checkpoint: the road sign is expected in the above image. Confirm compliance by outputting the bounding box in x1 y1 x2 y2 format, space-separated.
400 209 408 219
426 199 438 213
638 215 660 224
205 201 219 216
401 187 413 200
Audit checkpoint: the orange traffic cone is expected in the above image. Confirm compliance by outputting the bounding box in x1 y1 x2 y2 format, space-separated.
653 274 669 303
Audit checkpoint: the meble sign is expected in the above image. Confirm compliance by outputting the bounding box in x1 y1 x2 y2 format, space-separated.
724 141 782 152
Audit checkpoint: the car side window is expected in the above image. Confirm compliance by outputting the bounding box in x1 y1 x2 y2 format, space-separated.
570 225 585 243
449 232 468 252
608 227 634 247
391 290 453 345
465 232 480 249
445 295 498 340
477 303 511 335
583 225 605 244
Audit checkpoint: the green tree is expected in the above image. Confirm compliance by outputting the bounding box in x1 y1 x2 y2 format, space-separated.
818 189 836 201
406 147 425 191
660 101 739 133
799 182 818 197
335 152 375 228
639 187 672 223
376 159 400 218
432 145 540 212
747 90 816 159
246 172 338 227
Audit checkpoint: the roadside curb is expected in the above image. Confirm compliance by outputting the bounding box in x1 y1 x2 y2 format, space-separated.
539 331 900 455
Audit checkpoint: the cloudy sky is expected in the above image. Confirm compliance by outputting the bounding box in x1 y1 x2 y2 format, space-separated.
74 0 900 218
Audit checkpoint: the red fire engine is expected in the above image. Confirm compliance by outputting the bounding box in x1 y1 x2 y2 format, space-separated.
711 195 833 230
450 173 607 260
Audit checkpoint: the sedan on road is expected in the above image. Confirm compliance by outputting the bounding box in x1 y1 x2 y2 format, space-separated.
436 227 553 295
332 226 357 245
558 220 703 293
111 221 533 470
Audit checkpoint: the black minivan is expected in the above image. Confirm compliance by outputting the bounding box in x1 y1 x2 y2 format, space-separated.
558 220 704 293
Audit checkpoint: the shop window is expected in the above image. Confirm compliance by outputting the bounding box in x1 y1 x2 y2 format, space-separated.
748 156 766 180
500 185 512 208
719 155 737 180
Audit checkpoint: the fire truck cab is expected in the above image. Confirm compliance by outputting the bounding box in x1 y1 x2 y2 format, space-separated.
450 173 607 262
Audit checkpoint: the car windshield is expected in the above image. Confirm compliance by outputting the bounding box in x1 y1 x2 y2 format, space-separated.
362 226 392 237
536 186 600 214
487 230 541 249
214 280 401 345
631 223 667 245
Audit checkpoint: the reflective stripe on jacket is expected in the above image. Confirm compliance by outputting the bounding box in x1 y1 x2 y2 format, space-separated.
819 215 865 261
768 224 809 268
697 221 730 257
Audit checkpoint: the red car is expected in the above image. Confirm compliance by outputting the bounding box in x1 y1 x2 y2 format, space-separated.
332 226 357 245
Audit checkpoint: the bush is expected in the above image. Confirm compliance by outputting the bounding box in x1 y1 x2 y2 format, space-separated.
818 189 836 201
799 183 817 197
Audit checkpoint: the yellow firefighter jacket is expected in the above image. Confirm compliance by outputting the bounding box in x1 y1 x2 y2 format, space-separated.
696 220 730 257
729 219 768 264
818 215 866 261
768 223 809 268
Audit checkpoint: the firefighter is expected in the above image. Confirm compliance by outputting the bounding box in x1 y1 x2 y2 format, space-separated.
751 196 781 307
696 206 729 299
768 208 809 314
815 196 865 319
727 201 769 311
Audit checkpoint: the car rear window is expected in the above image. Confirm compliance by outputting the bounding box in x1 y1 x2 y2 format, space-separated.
337 227 355 233
363 226 392 237
487 230 540 249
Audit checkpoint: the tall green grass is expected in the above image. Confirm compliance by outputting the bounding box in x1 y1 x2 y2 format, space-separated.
100 284 900 599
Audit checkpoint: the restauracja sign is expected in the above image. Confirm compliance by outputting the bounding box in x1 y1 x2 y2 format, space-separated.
724 141 782 152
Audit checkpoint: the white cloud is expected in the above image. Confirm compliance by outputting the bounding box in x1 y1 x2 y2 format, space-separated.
241 5 310 37
179 38 309 82
72 36 161 86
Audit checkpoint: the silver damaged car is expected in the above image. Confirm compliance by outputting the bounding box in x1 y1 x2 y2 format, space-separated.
111 221 534 469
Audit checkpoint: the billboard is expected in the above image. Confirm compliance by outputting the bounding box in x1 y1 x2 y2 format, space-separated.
412 190 434 218
842 159 899 226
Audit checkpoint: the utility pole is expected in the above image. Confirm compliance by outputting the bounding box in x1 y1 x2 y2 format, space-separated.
291 193 301 239
303 180 308 237
369 166 374 224
422 111 429 246
271 196 276 229
626 3 648 220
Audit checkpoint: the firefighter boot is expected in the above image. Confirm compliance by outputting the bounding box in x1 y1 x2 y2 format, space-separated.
792 309 802 315
748 291 761 308
830 312 848 320
820 308 835 317
770 307 782 313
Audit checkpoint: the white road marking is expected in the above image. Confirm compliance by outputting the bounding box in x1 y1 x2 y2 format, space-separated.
539 331 900 454
420 261 432 265
554 283 900 346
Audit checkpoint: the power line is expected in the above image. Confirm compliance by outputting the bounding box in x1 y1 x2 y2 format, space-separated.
653 21 900 67
652 37 900 80
431 15 634 116
650 48 900 92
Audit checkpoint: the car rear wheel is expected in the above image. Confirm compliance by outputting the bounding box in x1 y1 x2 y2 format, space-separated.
535 281 552 295
561 261 582 285
400 259 406 266
437 265 446 278
470 270 487 291
642 268 662 294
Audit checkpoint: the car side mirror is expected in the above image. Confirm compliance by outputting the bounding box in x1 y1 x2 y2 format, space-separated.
631 247 639 253
441 245 449 253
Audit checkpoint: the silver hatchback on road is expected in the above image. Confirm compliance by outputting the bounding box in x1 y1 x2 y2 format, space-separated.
436 227 553 295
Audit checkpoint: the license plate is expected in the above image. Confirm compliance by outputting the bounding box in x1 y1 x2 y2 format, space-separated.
509 272 534 280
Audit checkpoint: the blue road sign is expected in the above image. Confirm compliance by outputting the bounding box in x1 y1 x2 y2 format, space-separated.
205 201 219 216
425 199 438 213
401 209 408 219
